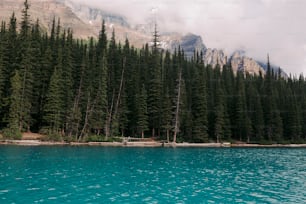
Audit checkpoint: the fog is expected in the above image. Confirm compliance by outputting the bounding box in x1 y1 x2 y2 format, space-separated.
72 0 306 75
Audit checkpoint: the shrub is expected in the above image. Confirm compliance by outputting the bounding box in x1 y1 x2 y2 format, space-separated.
85 134 105 142
2 128 22 140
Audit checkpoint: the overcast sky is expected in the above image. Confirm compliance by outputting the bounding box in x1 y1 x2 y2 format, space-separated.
73 0 306 75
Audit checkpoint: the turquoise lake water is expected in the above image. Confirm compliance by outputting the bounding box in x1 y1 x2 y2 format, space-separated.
0 147 305 203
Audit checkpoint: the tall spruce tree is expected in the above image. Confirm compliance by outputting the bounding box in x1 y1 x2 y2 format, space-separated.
43 67 64 135
8 71 22 131
15 0 35 131
147 24 162 137
192 64 208 142
136 85 148 138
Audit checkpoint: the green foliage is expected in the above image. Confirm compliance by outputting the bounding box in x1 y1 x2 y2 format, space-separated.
0 2 305 144
85 134 105 142
191 64 208 142
2 128 22 140
43 67 64 132
136 85 149 137
8 70 22 131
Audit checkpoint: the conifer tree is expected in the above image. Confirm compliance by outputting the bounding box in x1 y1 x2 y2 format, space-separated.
147 25 162 137
0 38 5 117
161 88 172 142
234 71 248 141
89 56 108 136
192 64 208 142
6 12 17 87
97 20 107 58
136 85 148 138
214 77 225 143
8 71 22 131
43 67 64 135
264 55 283 142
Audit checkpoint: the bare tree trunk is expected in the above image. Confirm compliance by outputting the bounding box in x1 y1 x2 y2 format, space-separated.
141 130 144 139
79 95 92 141
106 57 126 139
69 74 83 140
20 68 27 131
105 91 115 140
166 129 169 143
173 70 182 143
113 57 125 123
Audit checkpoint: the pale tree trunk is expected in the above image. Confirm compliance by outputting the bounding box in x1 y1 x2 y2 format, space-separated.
173 70 182 143
105 91 115 140
69 73 83 140
79 95 95 141
166 129 169 143
105 57 126 139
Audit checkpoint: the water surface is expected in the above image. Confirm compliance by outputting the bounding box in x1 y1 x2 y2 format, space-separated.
0 147 305 203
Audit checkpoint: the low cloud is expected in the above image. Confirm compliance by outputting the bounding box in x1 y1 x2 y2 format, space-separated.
72 0 306 75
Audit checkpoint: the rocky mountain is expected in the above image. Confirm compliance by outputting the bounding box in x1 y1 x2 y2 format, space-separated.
0 0 97 38
0 0 285 75
229 51 265 75
202 49 265 75
203 49 227 68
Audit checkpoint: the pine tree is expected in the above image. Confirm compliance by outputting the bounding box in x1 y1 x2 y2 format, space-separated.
264 55 283 142
43 67 64 135
62 29 74 129
97 20 107 58
147 28 162 137
89 56 108 136
0 37 5 118
15 0 35 131
8 70 22 130
214 77 225 143
20 0 30 41
136 85 148 138
192 64 208 142
234 71 248 141
250 84 264 141
3 70 22 139
161 88 172 142
118 89 129 137
7 12 17 68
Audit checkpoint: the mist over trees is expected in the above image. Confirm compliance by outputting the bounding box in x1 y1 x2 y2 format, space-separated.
0 1 306 143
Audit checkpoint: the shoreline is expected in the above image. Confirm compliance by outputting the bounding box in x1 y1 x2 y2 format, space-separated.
1 140 306 148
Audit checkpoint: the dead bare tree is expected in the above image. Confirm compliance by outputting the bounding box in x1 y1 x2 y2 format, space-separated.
173 69 182 143
104 57 126 139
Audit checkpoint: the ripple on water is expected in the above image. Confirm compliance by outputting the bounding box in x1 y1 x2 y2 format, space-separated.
0 147 305 203
26 188 40 191
0 190 9 194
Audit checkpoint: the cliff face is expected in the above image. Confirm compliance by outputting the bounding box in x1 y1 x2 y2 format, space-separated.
230 51 265 75
202 49 269 75
203 49 227 68
179 34 207 58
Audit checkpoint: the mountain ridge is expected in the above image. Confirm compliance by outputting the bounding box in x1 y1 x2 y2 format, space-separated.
0 0 286 75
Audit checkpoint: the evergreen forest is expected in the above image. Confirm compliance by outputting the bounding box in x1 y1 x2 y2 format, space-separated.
0 1 306 144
